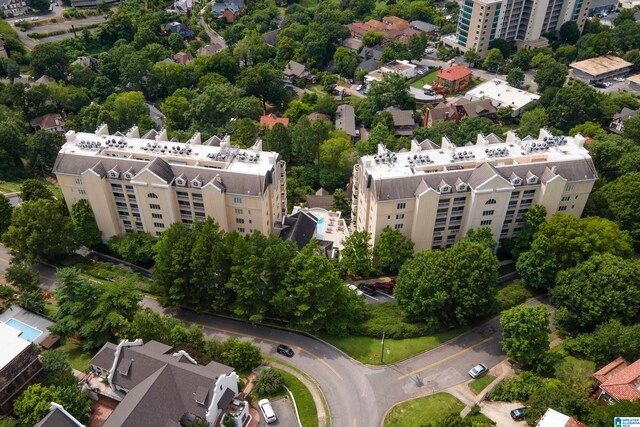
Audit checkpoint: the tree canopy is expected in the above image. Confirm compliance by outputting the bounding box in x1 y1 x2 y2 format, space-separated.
501 305 550 368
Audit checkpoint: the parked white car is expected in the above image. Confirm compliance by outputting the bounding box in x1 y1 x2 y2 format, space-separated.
259 399 277 424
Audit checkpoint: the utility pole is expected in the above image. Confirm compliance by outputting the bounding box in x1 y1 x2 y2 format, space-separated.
380 330 385 364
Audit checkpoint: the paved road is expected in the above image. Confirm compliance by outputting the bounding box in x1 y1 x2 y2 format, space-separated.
0 244 537 427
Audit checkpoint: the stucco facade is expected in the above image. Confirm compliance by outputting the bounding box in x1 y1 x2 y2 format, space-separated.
351 129 596 252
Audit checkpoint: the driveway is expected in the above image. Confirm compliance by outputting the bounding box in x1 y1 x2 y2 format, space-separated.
479 401 525 426
257 396 297 427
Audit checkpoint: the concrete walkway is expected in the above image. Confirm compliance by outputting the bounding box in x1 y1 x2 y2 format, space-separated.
265 360 328 427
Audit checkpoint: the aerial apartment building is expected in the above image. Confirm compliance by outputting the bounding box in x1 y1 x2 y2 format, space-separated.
351 129 596 251
447 0 590 55
53 125 287 240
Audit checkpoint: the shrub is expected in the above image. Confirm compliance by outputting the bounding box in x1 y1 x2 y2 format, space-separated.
107 232 156 267
488 371 545 402
221 338 262 372
496 280 533 311
354 303 431 338
0 285 15 299
253 368 284 396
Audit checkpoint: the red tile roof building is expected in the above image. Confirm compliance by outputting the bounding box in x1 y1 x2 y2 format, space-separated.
437 64 473 93
594 357 640 403
259 114 290 130
346 16 418 43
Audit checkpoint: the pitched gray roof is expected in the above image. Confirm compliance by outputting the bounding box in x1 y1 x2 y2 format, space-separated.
284 60 308 78
279 211 318 250
90 342 118 370
336 104 356 137
35 407 81 427
386 107 415 127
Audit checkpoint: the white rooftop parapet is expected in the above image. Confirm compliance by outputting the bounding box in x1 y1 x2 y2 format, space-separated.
187 132 201 145
574 134 586 148
410 139 422 152
65 130 77 143
126 126 140 138
96 123 109 136
155 129 168 142
505 130 519 143
538 128 554 140
107 339 143 390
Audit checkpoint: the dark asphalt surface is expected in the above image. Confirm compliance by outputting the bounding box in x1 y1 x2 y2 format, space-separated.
0 245 547 427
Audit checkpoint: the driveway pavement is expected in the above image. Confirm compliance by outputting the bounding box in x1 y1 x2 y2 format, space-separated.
479 401 525 426
257 396 297 427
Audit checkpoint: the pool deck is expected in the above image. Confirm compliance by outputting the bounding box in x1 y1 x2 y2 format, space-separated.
0 305 55 345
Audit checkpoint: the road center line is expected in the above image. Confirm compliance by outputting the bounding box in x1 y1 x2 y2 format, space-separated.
194 321 344 381
397 337 494 380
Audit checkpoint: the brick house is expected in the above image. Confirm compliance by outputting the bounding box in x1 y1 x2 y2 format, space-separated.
437 64 473 93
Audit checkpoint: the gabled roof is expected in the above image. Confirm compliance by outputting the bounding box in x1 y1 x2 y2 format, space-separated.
261 29 280 47
595 357 640 402
357 58 378 72
359 45 383 61
283 60 309 78
145 157 175 183
336 104 356 137
35 403 84 427
438 64 472 82
385 106 415 127
279 211 318 250
260 114 289 130
536 408 587 427
30 113 65 130
612 107 638 122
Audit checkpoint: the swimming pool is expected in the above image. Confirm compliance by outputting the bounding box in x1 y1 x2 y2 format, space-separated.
316 217 326 238
5 318 42 342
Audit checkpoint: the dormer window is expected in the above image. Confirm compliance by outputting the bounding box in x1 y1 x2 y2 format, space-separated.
527 174 538 185
123 171 133 180
109 169 120 179
191 178 201 188
512 178 522 185
118 359 132 377
440 185 451 193
456 183 467 192
175 177 186 187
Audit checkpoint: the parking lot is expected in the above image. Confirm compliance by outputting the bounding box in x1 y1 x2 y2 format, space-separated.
351 278 397 305
257 396 297 427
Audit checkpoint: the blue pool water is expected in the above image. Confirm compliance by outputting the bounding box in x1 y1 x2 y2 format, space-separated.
316 217 326 236
6 318 42 342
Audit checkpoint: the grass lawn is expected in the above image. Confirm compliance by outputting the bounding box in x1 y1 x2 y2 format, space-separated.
410 70 440 89
298 0 319 8
0 179 63 199
278 369 318 427
384 392 464 427
58 341 93 372
44 300 59 318
468 375 496 394
322 328 465 365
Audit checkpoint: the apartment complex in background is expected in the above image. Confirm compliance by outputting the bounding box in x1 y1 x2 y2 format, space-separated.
445 0 590 55
53 125 287 241
350 129 596 251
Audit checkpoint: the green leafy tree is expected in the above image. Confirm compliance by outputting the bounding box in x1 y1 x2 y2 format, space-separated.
70 199 102 248
623 114 640 144
319 136 354 169
98 91 155 133
407 33 428 61
395 239 498 328
551 254 640 333
554 45 577 64
232 118 259 148
500 305 550 367
548 80 603 132
482 48 503 72
0 416 16 427
464 50 482 68
361 31 384 47
576 31 616 60
91 75 115 103
108 232 156 266
284 100 313 122
613 20 640 52
511 49 534 70
506 67 524 88
525 379 590 425
340 230 373 277
4 199 78 262
40 349 76 387
237 63 289 110
333 47 359 77
30 43 68 80
161 95 191 131
590 173 640 247
221 338 262 372
262 123 292 163
365 73 415 112
559 21 580 44
20 179 54 202
373 227 414 274
464 227 496 252
0 196 12 235
13 384 90 427
253 368 285 396
130 308 181 344
588 401 640 427
0 121 26 177
50 268 101 341
565 320 640 367
491 39 514 58
568 121 605 138
17 288 45 313
331 188 351 220
533 59 567 92
516 235 560 289
518 107 548 137
5 261 39 290
25 131 65 171
511 205 547 258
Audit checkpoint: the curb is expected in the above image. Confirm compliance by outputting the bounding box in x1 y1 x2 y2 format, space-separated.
284 385 303 427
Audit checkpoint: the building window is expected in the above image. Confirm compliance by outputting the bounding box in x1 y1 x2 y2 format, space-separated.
238 227 245 233
480 220 492 226
79 189 86 195
485 199 496 205
561 196 570 202
150 203 161 210
155 231 162 237
75 178 83 185
395 223 403 229
233 197 242 205
565 184 574 192
152 213 163 219
396 214 405 220
236 218 245 224
397 202 406 209
110 184 122 191
153 222 165 228
483 210 494 216
235 208 243 215
558 206 567 211
148 192 158 199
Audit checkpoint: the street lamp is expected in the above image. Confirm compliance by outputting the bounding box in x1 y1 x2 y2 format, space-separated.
380 330 385 364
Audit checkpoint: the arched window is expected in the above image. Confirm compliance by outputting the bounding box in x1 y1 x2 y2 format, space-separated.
486 198 496 205
148 192 158 199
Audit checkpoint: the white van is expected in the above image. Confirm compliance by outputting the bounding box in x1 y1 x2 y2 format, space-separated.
259 399 277 424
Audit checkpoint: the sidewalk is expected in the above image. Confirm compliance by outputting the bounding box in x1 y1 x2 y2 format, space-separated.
241 373 260 427
265 360 328 427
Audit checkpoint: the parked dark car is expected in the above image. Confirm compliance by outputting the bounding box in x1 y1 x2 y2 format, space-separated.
373 280 396 294
277 344 294 357
591 81 607 88
468 363 488 378
510 407 526 421
358 283 376 296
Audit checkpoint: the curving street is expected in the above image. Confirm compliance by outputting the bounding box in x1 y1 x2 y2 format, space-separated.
0 245 529 427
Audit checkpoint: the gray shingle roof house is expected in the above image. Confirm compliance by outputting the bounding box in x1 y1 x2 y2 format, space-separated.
211 0 245 22
283 60 316 85
335 104 357 138
609 107 638 134
35 402 84 427
90 339 250 427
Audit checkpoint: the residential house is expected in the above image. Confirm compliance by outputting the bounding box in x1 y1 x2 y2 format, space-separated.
211 0 245 23
34 75 56 85
382 16 410 31
594 356 640 403
146 103 166 128
197 43 224 57
306 188 334 210
90 339 250 427
35 403 84 427
0 322 43 414
261 29 281 47
437 64 473 93
30 113 65 133
307 112 330 122
536 408 587 427
385 106 417 137
278 207 349 258
347 17 418 42
366 60 418 83
357 58 378 74
335 104 357 140
422 98 497 127
260 114 290 130
71 56 98 71
609 107 638 134
359 45 383 62
173 52 193 64
465 79 541 116
341 37 363 52
164 22 195 39
283 60 316 85
410 20 440 35
166 0 194 15
0 0 29 17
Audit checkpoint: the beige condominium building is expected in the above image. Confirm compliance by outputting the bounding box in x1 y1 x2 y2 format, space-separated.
53 125 287 240
351 129 596 251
